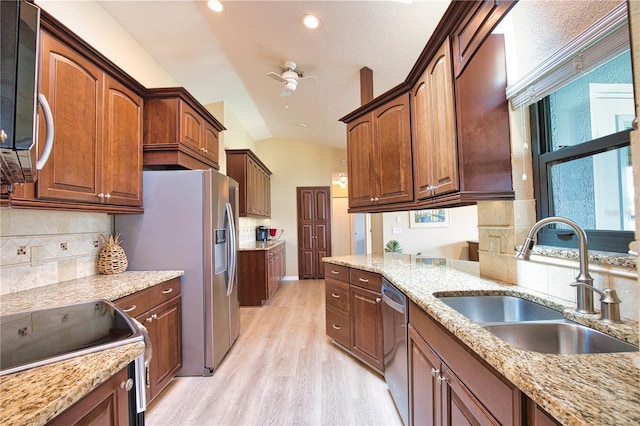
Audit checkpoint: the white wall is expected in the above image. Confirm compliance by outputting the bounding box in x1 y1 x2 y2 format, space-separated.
382 206 479 260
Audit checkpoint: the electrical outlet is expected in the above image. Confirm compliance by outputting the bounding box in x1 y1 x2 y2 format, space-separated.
30 246 44 266
488 237 501 254
392 227 402 234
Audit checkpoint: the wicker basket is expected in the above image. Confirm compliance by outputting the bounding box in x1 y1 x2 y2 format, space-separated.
98 234 128 274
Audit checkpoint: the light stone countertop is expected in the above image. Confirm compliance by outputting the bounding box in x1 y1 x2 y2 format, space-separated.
239 239 285 251
323 254 640 426
0 270 184 426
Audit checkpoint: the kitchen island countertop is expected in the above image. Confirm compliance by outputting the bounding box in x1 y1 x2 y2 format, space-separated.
0 270 184 425
323 254 639 426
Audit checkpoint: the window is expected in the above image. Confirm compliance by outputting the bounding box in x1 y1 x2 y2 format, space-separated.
530 51 634 253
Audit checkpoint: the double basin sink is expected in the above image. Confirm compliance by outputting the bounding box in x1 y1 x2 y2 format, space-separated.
437 295 638 354
0 300 148 376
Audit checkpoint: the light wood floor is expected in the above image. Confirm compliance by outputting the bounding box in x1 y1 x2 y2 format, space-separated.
145 279 402 426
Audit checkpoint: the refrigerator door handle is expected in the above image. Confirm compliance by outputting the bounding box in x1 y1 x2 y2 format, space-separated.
225 202 237 297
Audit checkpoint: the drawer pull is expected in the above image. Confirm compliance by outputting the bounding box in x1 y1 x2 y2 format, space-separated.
332 324 341 330
437 375 449 384
330 270 340 275
162 288 174 295
376 297 381 303
359 278 369 283
431 368 440 377
122 305 137 313
331 293 341 299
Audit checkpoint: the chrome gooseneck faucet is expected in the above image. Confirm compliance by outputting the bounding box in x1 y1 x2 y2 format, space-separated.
516 217 595 314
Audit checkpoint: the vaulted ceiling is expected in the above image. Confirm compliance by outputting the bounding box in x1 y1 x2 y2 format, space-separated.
97 0 450 149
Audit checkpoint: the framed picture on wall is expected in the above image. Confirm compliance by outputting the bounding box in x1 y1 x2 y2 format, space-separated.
409 209 449 228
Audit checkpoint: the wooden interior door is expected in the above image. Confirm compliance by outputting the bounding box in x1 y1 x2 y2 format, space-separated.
297 187 331 279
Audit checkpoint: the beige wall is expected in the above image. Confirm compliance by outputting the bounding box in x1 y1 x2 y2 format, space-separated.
382 206 479 259
253 138 347 277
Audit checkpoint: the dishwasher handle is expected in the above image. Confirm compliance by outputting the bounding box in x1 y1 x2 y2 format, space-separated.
381 283 406 314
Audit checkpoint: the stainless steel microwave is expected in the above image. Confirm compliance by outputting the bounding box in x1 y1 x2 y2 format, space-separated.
0 0 53 187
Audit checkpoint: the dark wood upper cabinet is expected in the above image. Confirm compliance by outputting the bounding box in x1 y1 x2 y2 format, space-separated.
226 149 272 218
143 87 224 171
340 0 515 213
452 0 517 77
412 38 459 201
346 94 413 210
7 13 145 214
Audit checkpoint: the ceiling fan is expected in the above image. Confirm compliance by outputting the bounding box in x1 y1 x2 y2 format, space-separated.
266 60 316 97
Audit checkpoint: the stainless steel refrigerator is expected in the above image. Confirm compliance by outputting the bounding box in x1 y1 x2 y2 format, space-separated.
115 169 240 376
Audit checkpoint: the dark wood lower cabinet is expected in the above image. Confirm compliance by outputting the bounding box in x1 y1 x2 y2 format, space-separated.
115 278 182 402
350 284 384 372
323 263 384 374
46 367 129 426
408 300 523 426
238 242 286 306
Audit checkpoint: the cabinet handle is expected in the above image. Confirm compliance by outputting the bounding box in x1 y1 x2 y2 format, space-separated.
375 297 381 303
370 197 375 202
104 193 111 200
359 278 369 283
146 316 153 323
332 324 341 330
120 378 134 392
374 197 379 202
97 193 105 199
152 314 158 320
122 305 136 313
330 270 340 275
162 288 173 295
331 293 341 299
430 368 440 377
437 375 449 384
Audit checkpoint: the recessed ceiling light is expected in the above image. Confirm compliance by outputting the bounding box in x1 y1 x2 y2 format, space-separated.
302 14 322 30
298 123 308 128
207 0 225 13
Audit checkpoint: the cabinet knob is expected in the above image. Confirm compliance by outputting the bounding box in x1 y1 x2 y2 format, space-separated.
370 197 375 202
430 368 440 377
374 197 379 202
437 375 449 384
97 193 105 199
146 316 153 323
120 378 134 392
104 193 111 200
376 297 381 303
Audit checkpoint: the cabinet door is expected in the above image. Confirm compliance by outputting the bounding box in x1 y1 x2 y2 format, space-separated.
441 364 498 426
408 325 440 426
346 113 375 208
180 102 203 154
373 94 414 205
203 121 219 165
413 38 458 200
37 32 102 203
350 285 384 371
142 296 182 401
46 367 129 426
103 75 143 206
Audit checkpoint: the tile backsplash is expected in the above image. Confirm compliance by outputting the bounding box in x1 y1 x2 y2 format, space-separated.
0 208 112 295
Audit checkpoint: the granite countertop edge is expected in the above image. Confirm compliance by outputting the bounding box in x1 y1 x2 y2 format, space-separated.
0 270 184 426
323 254 640 426
238 239 285 251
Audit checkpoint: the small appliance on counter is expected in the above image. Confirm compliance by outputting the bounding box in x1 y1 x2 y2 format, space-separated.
256 226 269 241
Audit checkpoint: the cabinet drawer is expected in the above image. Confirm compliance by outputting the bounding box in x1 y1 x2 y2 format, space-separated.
324 263 349 282
325 278 349 314
349 269 382 292
115 278 181 317
326 306 351 348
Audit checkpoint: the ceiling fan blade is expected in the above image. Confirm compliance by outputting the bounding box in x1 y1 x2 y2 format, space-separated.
266 71 287 83
296 75 317 86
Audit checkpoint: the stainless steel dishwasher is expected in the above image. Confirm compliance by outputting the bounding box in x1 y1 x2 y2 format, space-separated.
382 278 408 425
